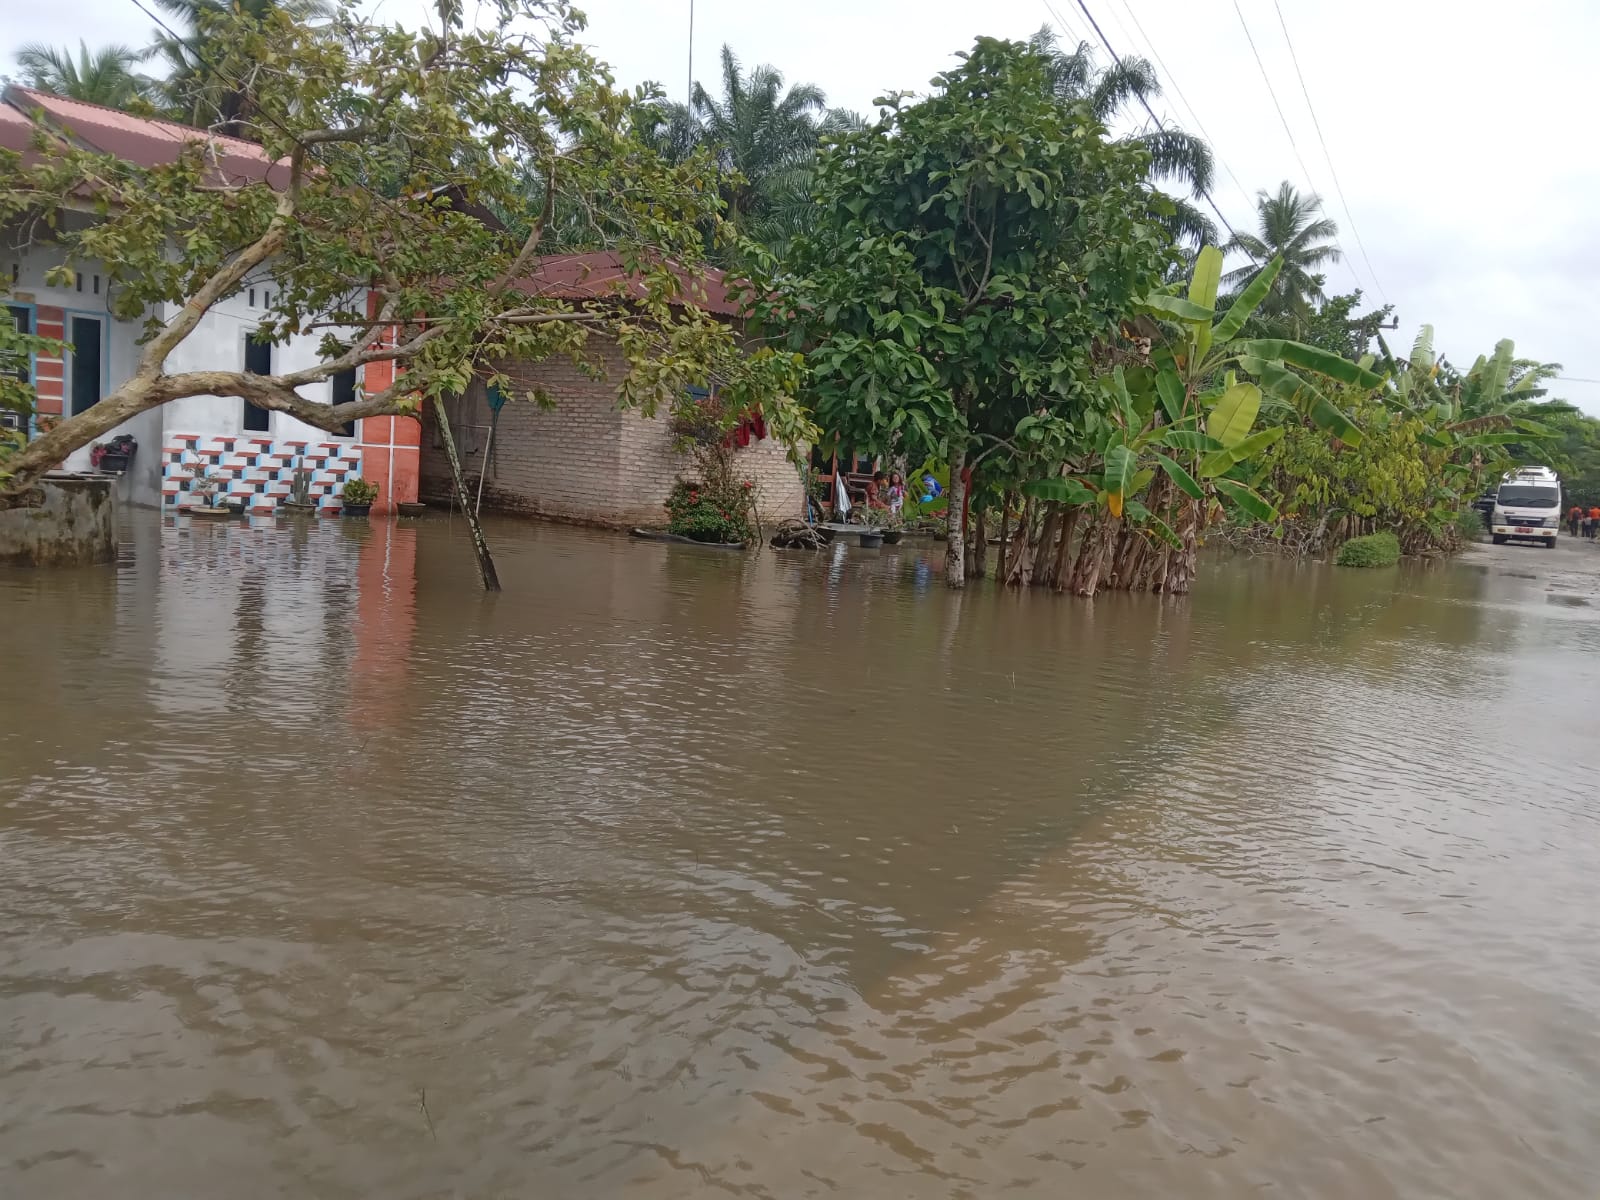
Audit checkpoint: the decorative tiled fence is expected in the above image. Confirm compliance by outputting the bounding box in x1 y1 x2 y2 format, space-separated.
160 434 363 515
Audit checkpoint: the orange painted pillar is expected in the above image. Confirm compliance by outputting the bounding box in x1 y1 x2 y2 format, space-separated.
357 295 421 515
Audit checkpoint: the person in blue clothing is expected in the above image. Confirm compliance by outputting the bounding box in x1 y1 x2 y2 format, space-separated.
920 472 943 504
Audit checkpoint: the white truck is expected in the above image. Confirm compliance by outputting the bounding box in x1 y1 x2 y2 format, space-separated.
1490 466 1562 548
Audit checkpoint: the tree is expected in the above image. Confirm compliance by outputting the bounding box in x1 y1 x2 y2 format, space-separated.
745 37 1173 589
636 45 859 255
147 0 335 136
1223 181 1340 329
1027 27 1216 246
13 41 155 109
1 1 805 516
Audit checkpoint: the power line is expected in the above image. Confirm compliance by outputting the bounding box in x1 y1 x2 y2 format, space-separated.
1068 0 1254 260
1269 0 1388 304
1229 0 1362 290
1112 0 1253 211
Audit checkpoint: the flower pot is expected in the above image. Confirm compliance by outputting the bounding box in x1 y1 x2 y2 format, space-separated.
187 505 234 519
342 503 372 517
882 530 903 545
858 531 884 548
281 501 318 513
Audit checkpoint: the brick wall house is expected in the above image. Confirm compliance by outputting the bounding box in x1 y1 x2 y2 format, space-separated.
418 254 804 529
419 335 803 528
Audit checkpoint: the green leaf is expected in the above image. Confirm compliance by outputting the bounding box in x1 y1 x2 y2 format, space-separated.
1308 394 1365 447
1157 429 1222 453
1211 256 1283 344
1103 443 1136 499
1199 426 1283 478
1236 340 1384 388
1512 418 1554 438
1144 514 1182 548
1024 477 1095 505
1155 368 1186 424
1187 245 1223 312
1155 453 1204 500
1143 294 1214 323
1212 478 1278 523
1206 382 1261 447
1188 246 1223 358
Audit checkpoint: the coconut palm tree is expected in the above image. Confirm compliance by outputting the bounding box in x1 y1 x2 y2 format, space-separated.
1223 181 1341 326
1027 28 1216 247
14 42 155 109
147 0 333 136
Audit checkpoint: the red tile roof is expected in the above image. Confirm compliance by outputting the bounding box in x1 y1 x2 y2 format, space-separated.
511 251 741 318
2 87 289 187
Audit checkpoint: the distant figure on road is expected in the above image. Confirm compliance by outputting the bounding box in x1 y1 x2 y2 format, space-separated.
1590 506 1600 539
1569 505 1583 537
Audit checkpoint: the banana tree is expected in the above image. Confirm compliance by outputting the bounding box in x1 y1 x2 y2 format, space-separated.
1378 327 1565 486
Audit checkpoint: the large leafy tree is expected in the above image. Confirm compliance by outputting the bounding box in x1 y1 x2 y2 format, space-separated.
1223 181 1340 327
148 0 335 136
1 1 802 513
746 37 1172 588
13 41 156 109
1027 27 1215 247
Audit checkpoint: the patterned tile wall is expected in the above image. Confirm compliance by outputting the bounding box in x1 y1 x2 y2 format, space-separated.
160 433 363 514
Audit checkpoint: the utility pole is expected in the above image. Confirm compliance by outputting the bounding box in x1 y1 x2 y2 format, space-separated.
687 0 695 106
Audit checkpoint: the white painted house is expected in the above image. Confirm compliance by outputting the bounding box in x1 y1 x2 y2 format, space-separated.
2 89 419 514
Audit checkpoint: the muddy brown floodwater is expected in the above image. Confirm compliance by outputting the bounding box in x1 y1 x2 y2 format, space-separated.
3 512 1599 1198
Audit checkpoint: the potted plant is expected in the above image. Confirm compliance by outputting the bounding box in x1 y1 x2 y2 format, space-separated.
341 477 378 516
282 464 318 512
186 466 233 518
881 509 905 545
857 505 887 547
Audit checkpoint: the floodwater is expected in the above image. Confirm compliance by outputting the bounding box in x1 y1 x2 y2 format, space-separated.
3 513 1599 1199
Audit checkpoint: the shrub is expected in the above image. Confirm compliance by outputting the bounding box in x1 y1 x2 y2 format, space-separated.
1335 531 1401 567
341 477 379 505
665 477 753 544
1453 508 1485 542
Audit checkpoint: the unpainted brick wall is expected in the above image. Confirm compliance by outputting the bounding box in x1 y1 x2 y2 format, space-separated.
419 335 805 528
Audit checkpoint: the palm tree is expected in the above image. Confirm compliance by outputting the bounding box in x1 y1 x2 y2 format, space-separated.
1027 28 1216 247
1223 181 1341 326
14 42 155 109
147 0 333 137
638 45 855 251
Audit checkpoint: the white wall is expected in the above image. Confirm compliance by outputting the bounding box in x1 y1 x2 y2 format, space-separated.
8 233 358 507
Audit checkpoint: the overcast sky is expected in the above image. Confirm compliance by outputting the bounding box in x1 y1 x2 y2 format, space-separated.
8 0 1599 413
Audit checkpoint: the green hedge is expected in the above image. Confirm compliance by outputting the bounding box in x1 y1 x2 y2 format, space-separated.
1336 531 1402 567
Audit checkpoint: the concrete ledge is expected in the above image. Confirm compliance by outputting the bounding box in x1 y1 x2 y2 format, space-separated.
0 474 116 566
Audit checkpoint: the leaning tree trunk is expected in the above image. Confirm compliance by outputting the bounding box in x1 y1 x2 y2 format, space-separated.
1028 504 1062 587
431 395 501 592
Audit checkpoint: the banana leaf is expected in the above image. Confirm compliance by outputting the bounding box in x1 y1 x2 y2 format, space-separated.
1206 382 1261 447
1236 339 1384 388
1211 256 1283 344
1212 477 1278 522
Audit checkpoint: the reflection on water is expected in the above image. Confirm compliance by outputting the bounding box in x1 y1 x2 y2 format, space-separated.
3 513 1599 1198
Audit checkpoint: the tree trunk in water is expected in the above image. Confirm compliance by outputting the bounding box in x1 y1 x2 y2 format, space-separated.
1164 499 1199 595
994 492 1012 582
1005 497 1038 587
1030 504 1062 587
970 503 989 579
1045 507 1079 591
1073 515 1119 598
431 395 501 592
944 439 967 589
